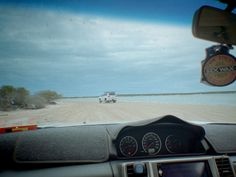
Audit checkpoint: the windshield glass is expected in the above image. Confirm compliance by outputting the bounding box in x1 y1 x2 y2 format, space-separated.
0 0 235 127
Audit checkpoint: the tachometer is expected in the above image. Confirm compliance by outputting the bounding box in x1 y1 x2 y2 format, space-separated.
165 135 183 153
119 136 138 157
142 132 161 155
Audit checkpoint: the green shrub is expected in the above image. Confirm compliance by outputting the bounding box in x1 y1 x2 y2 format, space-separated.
36 90 62 103
0 85 62 111
24 95 47 109
0 85 17 111
15 87 30 107
0 85 31 111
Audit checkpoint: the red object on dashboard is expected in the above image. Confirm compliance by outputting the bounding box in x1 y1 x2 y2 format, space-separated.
0 125 37 133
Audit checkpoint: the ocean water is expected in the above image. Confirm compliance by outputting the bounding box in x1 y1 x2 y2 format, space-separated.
118 93 236 106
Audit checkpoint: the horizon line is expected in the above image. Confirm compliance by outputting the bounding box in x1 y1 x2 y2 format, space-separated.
62 90 236 98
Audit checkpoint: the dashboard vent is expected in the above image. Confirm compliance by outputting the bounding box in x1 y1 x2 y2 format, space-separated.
126 164 135 177
215 157 234 177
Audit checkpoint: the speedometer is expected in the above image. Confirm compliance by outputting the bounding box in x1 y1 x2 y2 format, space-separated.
142 132 161 155
119 136 138 157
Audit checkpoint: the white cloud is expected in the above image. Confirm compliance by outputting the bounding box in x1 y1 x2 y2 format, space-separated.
0 5 235 95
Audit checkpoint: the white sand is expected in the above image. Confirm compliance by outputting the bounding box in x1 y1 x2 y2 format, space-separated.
0 99 235 127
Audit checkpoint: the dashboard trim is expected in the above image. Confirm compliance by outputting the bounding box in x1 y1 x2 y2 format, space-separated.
120 155 233 177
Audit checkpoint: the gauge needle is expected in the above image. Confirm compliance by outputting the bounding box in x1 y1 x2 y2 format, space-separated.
147 142 154 148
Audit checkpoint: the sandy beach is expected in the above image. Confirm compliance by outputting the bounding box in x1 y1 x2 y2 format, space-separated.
0 99 235 127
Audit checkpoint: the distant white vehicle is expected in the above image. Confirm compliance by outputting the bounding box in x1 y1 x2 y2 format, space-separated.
99 91 117 103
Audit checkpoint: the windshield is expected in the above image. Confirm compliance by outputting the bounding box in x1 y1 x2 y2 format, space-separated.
0 0 235 128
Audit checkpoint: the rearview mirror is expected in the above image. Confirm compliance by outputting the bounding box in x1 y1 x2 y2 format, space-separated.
192 6 236 45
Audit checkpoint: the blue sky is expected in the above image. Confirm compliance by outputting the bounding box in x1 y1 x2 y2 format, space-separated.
0 0 235 96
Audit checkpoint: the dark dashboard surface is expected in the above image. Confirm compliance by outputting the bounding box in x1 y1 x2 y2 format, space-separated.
0 115 236 177
0 115 236 169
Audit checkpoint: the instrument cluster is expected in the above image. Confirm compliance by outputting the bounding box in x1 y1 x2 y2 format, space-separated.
116 124 203 158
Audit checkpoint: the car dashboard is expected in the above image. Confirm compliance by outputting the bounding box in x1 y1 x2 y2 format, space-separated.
0 115 236 177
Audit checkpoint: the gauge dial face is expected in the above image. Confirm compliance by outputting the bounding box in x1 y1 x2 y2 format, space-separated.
119 136 138 157
165 135 183 153
142 132 161 155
